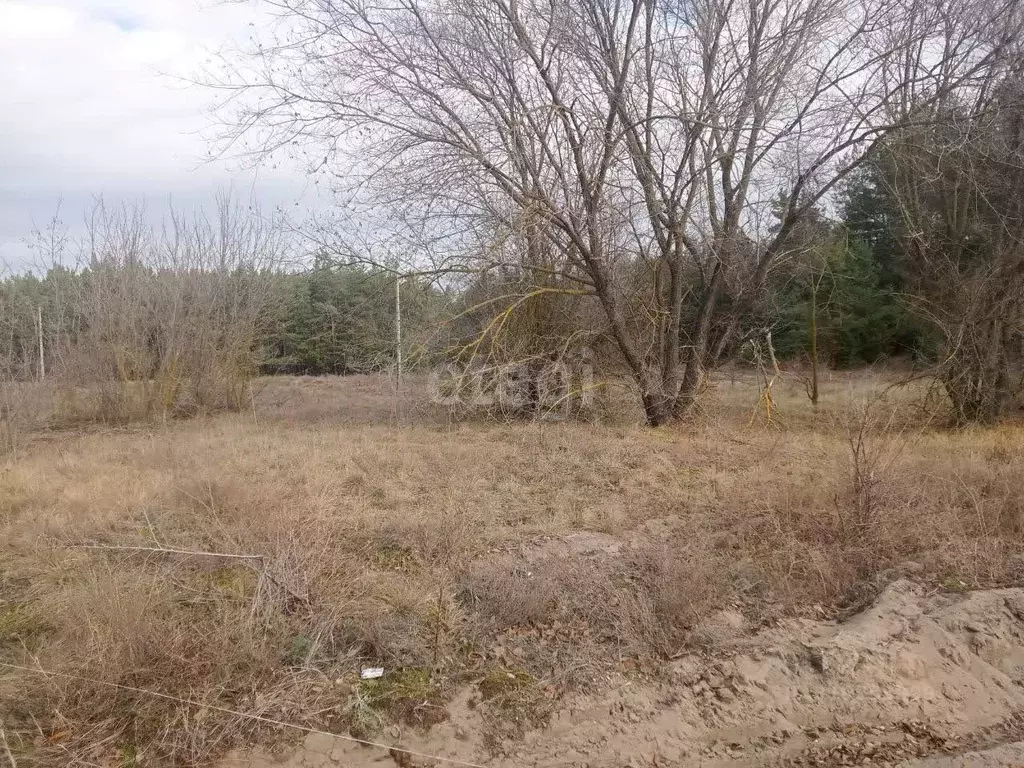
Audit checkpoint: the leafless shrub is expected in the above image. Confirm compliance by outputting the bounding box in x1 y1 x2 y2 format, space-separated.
460 558 562 630
836 384 933 556
459 540 739 659
23 195 285 425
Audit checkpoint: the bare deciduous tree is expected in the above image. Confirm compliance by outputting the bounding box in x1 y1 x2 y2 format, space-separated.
887 78 1024 422
213 0 1020 424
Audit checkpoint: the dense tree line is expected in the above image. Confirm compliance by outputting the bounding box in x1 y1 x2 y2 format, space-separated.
261 256 440 375
767 169 930 369
0 259 440 384
2 133 1021 423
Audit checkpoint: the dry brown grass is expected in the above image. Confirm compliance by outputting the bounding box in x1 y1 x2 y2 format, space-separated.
1 369 1023 765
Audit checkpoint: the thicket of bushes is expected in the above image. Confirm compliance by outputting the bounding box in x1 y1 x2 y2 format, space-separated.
0 199 284 432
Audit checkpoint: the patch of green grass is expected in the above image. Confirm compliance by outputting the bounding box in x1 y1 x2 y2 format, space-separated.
351 668 447 732
368 487 398 510
190 566 257 600
477 665 552 748
283 634 313 666
478 666 536 702
941 574 970 592
117 743 141 768
0 729 32 763
210 566 257 596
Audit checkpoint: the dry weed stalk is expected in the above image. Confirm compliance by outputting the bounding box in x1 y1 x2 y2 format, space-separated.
0 726 16 768
747 331 784 428
840 392 919 538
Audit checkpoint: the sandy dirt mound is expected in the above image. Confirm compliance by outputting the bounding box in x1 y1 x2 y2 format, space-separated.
221 580 1024 768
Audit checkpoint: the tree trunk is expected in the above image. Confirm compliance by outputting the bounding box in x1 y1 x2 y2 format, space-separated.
809 278 819 407
641 390 674 426
673 263 723 418
943 319 1016 424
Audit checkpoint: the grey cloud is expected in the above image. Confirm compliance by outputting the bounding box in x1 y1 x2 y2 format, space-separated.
0 0 313 270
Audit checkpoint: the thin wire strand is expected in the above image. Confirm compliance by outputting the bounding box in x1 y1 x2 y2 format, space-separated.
70 544 263 561
0 662 486 768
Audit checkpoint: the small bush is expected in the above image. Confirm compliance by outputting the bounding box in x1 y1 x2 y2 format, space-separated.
5 196 285 427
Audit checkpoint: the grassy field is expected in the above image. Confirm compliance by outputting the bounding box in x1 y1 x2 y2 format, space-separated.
1 369 1023 766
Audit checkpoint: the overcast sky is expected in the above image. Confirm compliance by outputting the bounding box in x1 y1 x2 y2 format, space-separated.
0 0 315 271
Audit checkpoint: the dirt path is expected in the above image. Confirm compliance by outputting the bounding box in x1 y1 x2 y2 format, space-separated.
222 580 1024 768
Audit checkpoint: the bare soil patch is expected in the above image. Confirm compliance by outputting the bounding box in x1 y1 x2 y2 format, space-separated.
223 580 1024 767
